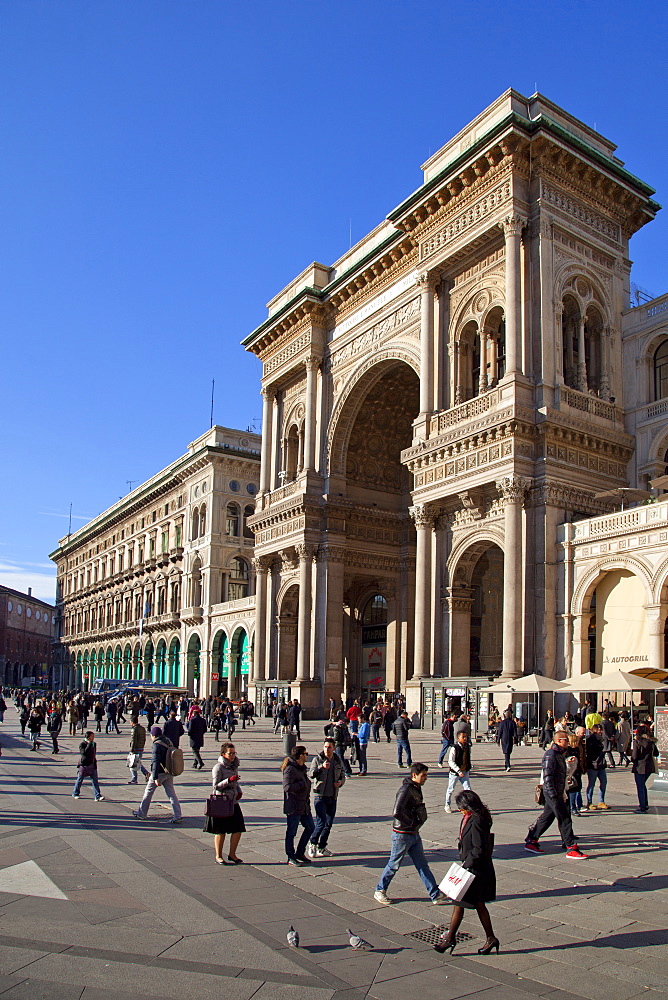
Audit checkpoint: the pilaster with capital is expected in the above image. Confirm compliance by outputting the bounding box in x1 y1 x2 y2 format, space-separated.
496 476 530 678
295 543 316 681
410 504 436 679
303 356 321 473
251 556 272 681
500 214 527 376
416 271 438 417
259 388 275 493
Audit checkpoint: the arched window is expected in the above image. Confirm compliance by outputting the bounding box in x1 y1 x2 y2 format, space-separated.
191 508 200 540
157 587 166 615
363 594 388 625
243 505 255 538
226 503 240 536
170 581 180 613
654 340 668 401
191 557 202 608
228 557 249 600
285 425 300 480
199 505 206 536
562 295 581 389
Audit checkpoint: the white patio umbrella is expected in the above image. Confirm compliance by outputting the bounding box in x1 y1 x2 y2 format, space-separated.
561 670 668 730
479 675 570 733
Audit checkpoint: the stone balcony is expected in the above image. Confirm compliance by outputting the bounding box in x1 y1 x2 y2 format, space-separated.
570 497 668 544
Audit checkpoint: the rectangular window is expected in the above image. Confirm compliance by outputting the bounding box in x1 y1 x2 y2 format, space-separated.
162 531 169 553
149 537 155 558
175 523 182 546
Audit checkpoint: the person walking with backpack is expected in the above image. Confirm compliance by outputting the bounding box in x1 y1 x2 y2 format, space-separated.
133 726 182 823
444 730 472 811
438 712 456 767
356 716 371 775
187 706 207 769
392 711 413 768
585 724 609 810
72 732 105 800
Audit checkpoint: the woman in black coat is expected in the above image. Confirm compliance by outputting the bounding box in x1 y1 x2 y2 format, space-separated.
435 790 498 956
281 745 314 865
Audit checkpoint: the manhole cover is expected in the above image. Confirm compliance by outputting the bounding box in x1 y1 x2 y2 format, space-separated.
405 925 473 945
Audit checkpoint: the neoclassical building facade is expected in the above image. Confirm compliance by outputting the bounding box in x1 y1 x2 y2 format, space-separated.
50 426 260 697
243 89 662 717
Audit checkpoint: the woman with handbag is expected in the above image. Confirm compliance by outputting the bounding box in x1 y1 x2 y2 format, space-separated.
631 725 659 813
204 742 245 864
72 732 104 800
435 790 498 956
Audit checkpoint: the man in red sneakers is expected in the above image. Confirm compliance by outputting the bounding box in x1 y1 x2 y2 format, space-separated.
525 731 587 860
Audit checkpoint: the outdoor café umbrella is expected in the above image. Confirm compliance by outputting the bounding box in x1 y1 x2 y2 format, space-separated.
480 675 570 731
560 670 668 729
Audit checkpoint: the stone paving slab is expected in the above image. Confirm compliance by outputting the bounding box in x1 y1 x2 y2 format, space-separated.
2 711 667 1000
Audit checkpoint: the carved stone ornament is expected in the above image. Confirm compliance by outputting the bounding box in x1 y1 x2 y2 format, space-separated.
409 504 435 529
501 214 528 239
495 476 532 505
304 355 322 373
252 556 273 574
416 271 439 293
295 542 317 562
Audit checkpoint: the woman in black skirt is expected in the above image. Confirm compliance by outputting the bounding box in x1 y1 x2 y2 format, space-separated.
204 741 245 865
435 790 498 955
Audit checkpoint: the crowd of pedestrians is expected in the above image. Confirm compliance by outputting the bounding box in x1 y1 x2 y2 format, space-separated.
1 683 662 959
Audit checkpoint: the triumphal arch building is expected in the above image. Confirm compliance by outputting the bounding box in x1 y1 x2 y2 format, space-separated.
244 90 659 717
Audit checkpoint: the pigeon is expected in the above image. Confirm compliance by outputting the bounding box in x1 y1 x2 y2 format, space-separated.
287 925 299 948
347 928 372 950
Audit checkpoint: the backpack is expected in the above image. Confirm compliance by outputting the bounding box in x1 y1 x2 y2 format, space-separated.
163 743 184 776
441 718 454 741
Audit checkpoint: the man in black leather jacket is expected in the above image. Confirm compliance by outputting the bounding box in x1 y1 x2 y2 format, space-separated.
374 763 447 906
525 732 587 859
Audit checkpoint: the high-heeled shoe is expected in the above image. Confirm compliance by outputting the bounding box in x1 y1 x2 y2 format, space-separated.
477 936 500 955
434 934 457 954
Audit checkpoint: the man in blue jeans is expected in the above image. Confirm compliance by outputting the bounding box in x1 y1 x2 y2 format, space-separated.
392 711 413 768
306 739 346 858
374 763 447 906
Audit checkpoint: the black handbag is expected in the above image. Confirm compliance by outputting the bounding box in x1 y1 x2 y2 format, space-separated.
205 794 234 818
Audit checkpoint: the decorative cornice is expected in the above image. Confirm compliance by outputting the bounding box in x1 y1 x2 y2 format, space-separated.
495 475 532 504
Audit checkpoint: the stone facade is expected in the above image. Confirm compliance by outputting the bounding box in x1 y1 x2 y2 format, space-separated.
50 427 260 697
0 586 55 688
242 89 661 718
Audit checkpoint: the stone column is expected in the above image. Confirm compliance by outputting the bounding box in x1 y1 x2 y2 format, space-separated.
497 476 530 678
501 215 526 376
646 606 665 673
577 316 588 392
269 392 281 491
417 272 436 414
313 547 328 682
259 388 274 494
446 587 474 677
303 356 320 473
296 543 314 681
479 330 490 391
410 505 434 679
599 327 611 399
266 560 279 680
252 557 269 682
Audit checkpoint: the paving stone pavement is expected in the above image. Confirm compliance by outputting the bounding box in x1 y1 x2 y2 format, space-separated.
1 708 667 1000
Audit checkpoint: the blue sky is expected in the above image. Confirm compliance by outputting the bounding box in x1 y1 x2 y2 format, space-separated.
1 1 667 602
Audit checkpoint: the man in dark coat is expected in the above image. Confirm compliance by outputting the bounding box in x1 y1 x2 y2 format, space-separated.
374 763 447 906
525 732 587 859
496 710 517 771
187 707 206 768
163 711 185 747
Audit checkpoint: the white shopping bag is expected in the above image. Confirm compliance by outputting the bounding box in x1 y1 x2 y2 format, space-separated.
439 862 475 902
